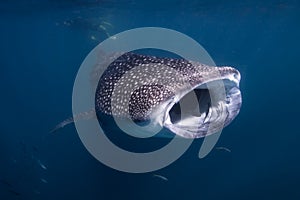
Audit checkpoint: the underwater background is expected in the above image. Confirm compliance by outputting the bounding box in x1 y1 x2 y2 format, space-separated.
1 0 300 199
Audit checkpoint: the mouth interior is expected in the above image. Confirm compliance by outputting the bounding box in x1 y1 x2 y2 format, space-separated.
168 87 211 124
163 77 241 139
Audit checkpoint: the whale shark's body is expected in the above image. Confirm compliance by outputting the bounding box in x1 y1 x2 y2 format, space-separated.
53 52 242 139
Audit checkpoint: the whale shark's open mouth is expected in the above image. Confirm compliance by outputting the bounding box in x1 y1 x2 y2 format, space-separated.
160 73 242 139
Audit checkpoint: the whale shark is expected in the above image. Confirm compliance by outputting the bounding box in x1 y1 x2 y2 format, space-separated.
52 52 242 139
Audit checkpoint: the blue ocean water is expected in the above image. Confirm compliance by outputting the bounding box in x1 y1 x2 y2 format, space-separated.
1 0 300 199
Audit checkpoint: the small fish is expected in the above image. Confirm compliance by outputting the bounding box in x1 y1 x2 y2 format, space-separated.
105 32 111 38
40 178 48 184
90 35 97 40
215 146 231 153
37 160 47 170
101 21 113 27
153 174 168 181
63 20 71 26
98 24 111 38
98 24 107 31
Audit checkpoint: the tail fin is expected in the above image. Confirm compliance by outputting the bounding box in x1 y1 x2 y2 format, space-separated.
50 110 96 133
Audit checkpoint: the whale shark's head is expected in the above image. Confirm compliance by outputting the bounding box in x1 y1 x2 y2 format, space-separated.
95 53 242 139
